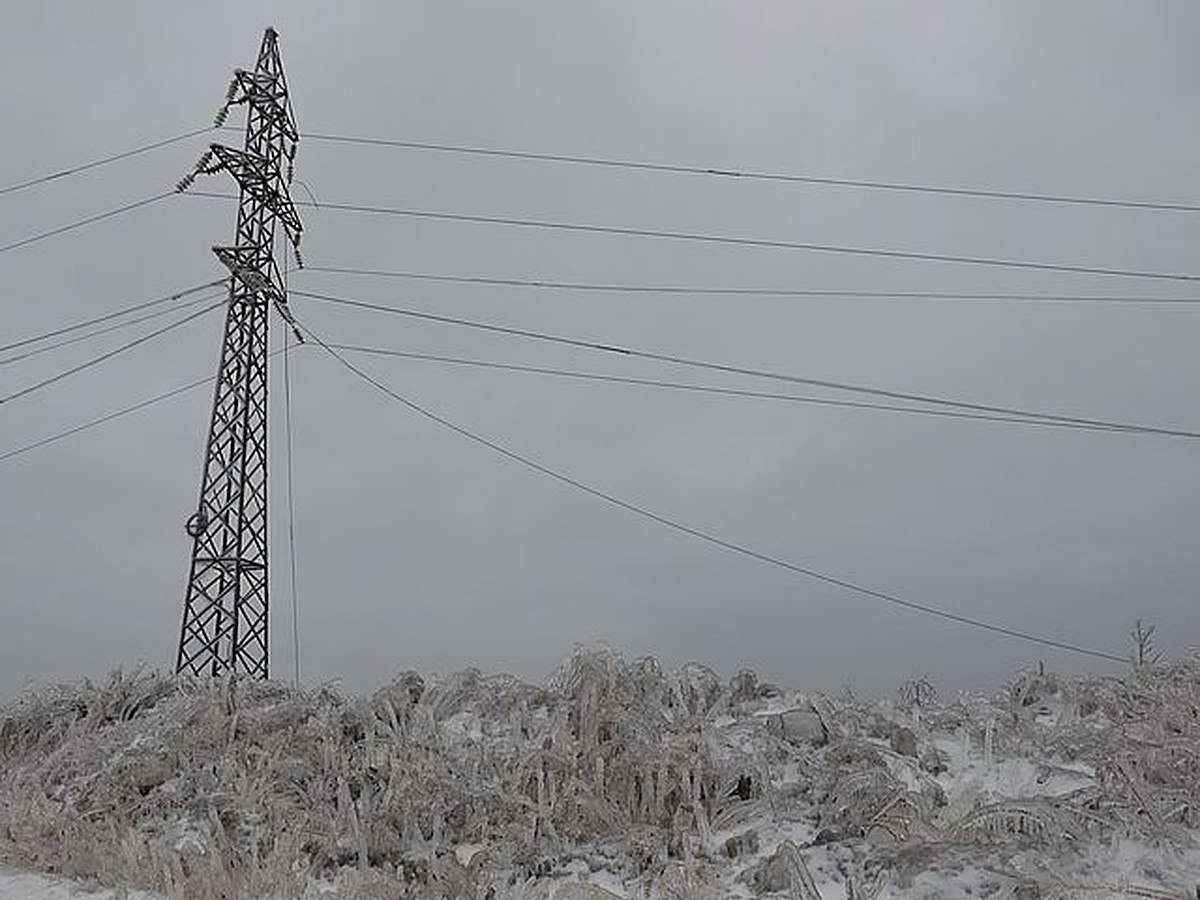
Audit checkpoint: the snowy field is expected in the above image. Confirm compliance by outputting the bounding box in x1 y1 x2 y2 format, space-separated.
0 869 161 899
1 649 1197 898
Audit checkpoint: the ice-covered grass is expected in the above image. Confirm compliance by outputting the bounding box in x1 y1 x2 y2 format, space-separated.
1 648 1197 898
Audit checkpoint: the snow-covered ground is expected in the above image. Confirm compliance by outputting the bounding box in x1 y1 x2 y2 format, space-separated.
0 869 160 899
2 650 1197 898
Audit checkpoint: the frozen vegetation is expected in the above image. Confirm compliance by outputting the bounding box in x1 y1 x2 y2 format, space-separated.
1 647 1198 899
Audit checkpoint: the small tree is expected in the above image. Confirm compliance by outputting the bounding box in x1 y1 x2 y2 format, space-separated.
1128 619 1163 670
898 675 937 710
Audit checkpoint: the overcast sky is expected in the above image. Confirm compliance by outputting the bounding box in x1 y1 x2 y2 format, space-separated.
1 2 1197 700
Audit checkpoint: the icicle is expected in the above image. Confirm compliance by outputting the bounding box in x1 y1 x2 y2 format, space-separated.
688 770 713 856
432 796 444 848
535 764 547 844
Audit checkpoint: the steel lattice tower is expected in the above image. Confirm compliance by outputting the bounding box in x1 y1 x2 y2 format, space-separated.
175 28 303 678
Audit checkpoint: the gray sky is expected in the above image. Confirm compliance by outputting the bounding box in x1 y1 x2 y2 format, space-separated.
2 1 1197 699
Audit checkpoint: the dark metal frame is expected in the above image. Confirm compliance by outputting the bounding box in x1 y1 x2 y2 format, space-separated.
176 28 302 678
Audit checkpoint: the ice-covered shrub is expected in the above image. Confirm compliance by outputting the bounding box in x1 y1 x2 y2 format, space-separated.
1 647 1197 897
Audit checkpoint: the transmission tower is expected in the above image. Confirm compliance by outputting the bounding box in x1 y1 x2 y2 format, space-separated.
174 28 303 678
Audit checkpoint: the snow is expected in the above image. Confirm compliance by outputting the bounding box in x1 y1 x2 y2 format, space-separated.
0 869 161 899
1 651 1198 898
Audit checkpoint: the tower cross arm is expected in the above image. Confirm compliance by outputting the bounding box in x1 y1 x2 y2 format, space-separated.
206 144 304 243
221 68 299 142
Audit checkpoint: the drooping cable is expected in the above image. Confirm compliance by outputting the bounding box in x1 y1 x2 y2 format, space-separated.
303 323 1127 665
293 289 1200 440
328 343 1136 436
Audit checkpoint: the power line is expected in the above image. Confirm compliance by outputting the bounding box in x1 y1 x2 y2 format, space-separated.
304 265 1200 306
301 131 1200 215
0 280 227 356
328 343 1140 437
293 288 1200 440
282 251 302 689
0 288 226 367
283 325 302 690
305 324 1127 665
0 127 211 197
0 376 212 463
0 299 223 407
0 191 176 256
0 347 289 465
189 191 1200 284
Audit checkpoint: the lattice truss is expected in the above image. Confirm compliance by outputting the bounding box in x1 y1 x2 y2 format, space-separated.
174 28 303 678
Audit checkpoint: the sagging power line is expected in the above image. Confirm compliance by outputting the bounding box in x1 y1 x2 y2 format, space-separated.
293 288 1200 440
5 90 1176 679
305 324 1127 665
0 327 1154 472
328 343 1142 437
